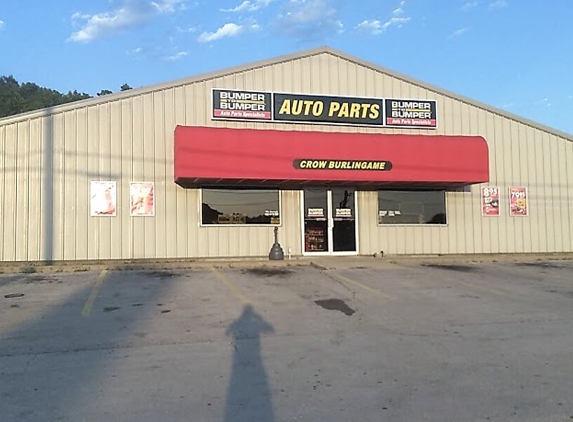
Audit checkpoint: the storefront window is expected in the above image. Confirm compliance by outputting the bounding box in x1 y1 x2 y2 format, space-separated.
201 189 281 225
378 190 446 225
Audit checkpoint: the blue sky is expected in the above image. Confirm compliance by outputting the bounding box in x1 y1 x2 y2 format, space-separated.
1 0 572 135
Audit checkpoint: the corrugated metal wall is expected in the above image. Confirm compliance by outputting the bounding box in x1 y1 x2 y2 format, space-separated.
1 52 572 260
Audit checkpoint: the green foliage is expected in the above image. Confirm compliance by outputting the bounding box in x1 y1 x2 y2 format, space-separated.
120 83 133 91
97 89 113 97
0 75 92 118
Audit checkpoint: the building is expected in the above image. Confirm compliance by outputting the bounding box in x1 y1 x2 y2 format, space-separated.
1 47 572 262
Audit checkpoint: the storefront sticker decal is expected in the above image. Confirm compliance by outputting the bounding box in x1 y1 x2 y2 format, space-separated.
307 208 325 218
481 186 500 216
509 187 528 216
130 182 155 217
91 181 117 217
335 208 352 218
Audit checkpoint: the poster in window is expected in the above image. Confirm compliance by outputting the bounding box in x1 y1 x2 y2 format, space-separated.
481 186 500 216
90 181 117 216
130 182 155 217
509 187 528 216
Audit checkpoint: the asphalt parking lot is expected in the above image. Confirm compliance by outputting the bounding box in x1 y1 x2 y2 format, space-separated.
1 259 573 422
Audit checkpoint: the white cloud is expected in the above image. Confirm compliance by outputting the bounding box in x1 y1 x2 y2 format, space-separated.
355 2 411 36
69 0 185 43
222 0 273 13
177 25 197 33
461 1 478 11
127 46 144 55
198 22 259 42
449 27 469 38
165 51 188 61
0 19 4 30
489 1 508 10
152 0 186 13
275 0 344 40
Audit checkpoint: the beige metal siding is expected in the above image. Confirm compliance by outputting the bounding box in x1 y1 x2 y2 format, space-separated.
0 51 572 260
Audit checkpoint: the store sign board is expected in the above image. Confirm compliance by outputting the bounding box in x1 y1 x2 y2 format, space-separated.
481 186 500 216
273 93 383 126
509 187 528 216
385 99 437 128
212 89 437 128
212 89 272 121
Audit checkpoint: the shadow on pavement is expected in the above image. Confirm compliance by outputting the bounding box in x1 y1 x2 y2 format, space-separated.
224 305 275 422
0 269 177 421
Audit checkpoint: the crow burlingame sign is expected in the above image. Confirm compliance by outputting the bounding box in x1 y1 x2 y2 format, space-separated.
212 89 437 129
293 159 393 171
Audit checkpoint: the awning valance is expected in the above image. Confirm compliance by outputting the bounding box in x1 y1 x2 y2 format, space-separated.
174 126 489 188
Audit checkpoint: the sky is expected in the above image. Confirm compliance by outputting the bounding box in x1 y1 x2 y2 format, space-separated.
1 0 572 135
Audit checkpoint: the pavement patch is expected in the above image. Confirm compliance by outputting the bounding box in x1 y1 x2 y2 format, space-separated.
139 270 178 279
4 293 25 299
423 264 479 272
103 307 121 313
516 261 567 269
315 299 356 316
242 268 294 277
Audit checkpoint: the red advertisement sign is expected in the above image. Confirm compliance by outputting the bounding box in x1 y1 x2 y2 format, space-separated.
509 187 528 216
481 186 500 216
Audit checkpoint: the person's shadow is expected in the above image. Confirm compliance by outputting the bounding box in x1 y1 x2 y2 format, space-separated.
224 305 275 422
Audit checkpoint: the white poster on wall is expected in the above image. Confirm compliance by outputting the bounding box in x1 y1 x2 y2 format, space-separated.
130 182 155 217
90 181 117 216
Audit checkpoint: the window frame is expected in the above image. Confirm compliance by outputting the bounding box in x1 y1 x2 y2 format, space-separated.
199 187 283 227
376 189 448 227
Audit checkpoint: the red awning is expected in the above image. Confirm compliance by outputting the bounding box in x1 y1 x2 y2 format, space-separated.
174 126 489 188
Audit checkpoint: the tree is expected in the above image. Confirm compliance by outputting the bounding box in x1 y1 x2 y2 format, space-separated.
0 75 92 118
120 84 133 91
97 89 113 97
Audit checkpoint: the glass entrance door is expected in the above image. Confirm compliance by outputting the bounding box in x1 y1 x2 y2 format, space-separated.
303 188 358 255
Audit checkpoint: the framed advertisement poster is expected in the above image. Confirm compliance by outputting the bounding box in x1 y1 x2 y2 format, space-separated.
509 187 528 216
130 182 155 217
90 181 117 216
481 186 500 216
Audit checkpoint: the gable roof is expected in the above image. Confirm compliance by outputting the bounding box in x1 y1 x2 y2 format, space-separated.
1 46 572 141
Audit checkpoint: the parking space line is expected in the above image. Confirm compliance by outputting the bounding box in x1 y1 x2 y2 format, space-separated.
81 270 107 317
211 267 252 305
325 270 395 300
